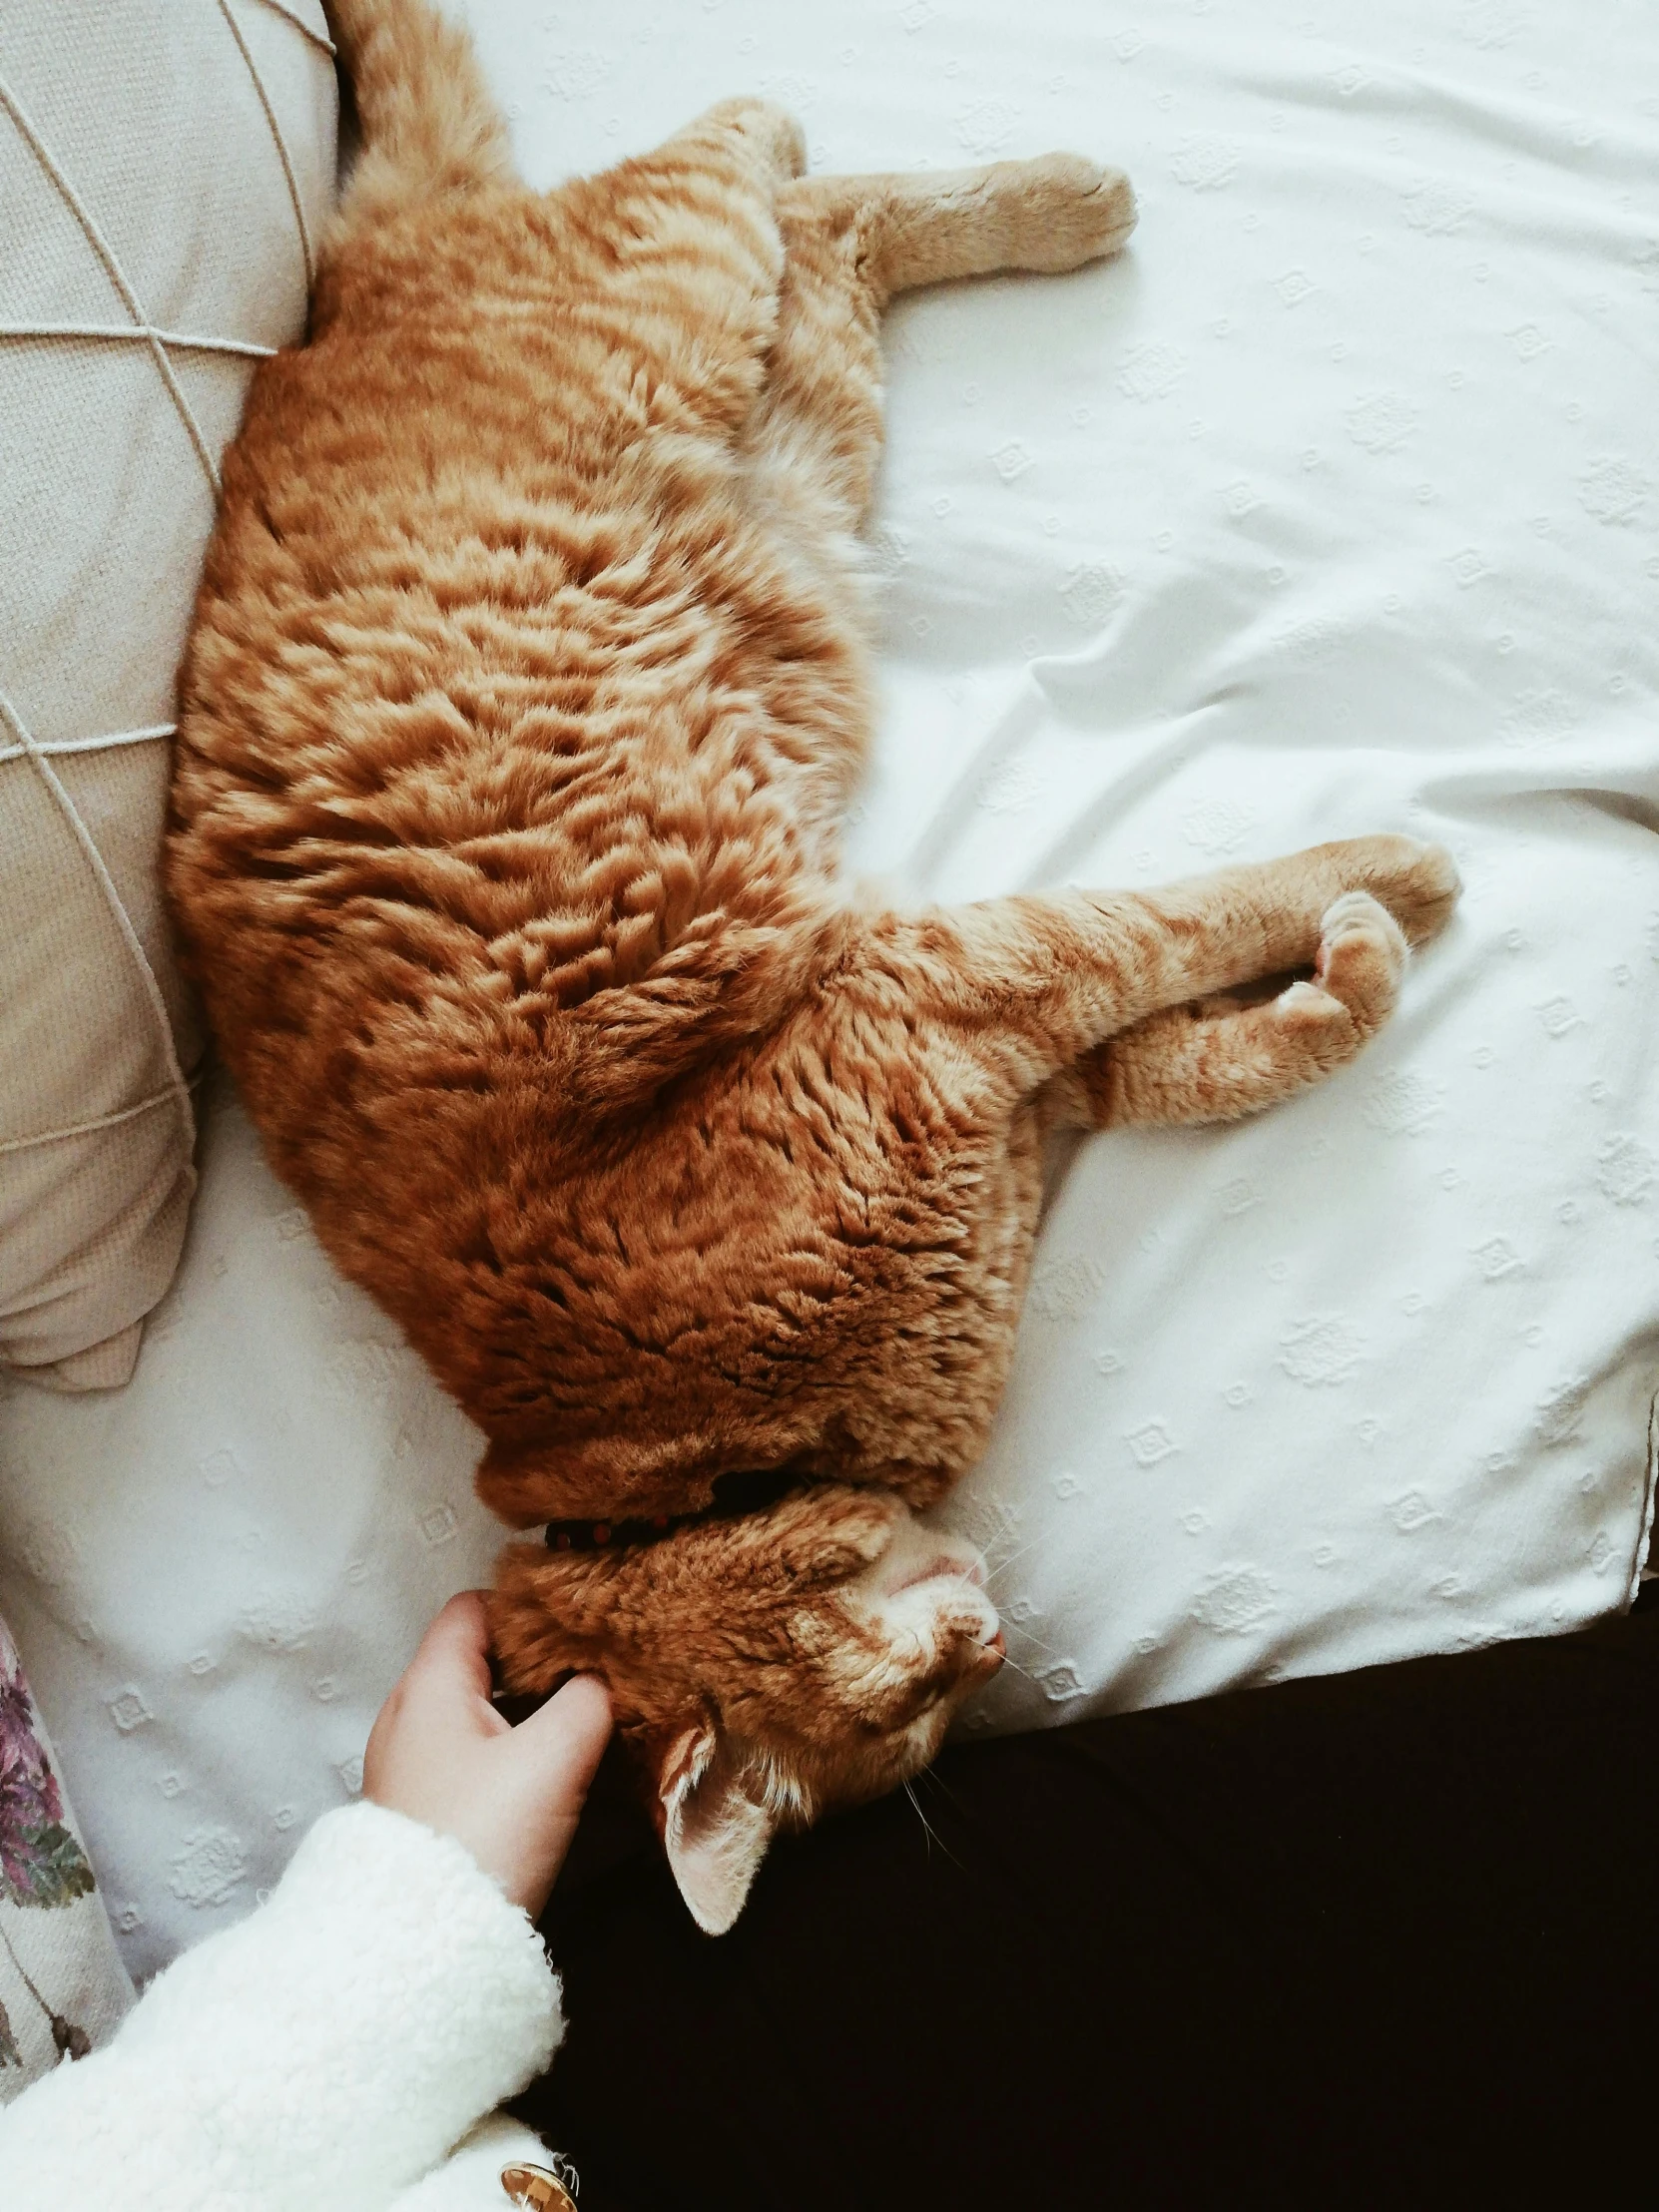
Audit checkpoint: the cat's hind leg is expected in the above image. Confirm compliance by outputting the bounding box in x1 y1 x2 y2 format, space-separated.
748 186 890 532
1052 890 1409 1131
788 153 1137 307
666 96 808 189
546 99 808 447
731 178 900 817
751 150 1136 528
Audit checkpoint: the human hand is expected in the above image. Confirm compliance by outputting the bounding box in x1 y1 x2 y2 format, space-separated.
363 1590 612 1919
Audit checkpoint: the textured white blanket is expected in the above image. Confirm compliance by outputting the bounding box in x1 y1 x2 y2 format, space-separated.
1 0 1655 1977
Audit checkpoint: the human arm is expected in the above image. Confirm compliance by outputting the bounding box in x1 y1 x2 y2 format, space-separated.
0 1594 610 2210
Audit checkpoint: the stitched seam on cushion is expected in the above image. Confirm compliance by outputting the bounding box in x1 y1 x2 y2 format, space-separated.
0 0 327 1208
217 0 316 288
0 686 196 1158
0 72 223 493
255 0 336 57
0 724 176 768
0 1084 198 1160
0 321 276 359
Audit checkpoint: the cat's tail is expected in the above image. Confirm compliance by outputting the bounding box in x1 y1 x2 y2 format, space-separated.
325 0 513 209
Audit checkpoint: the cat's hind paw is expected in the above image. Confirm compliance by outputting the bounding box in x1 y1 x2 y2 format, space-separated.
1001 154 1137 274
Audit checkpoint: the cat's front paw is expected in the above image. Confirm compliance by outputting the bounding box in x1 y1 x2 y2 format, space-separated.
1303 889 1407 1035
1334 833 1461 949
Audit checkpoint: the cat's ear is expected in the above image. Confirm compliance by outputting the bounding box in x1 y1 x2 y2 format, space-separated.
657 1724 774 1936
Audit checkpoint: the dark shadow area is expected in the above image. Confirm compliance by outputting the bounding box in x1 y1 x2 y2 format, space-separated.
516 1583 1658 2210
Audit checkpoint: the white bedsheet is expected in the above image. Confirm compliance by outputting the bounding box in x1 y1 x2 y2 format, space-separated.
3 0 1657 1979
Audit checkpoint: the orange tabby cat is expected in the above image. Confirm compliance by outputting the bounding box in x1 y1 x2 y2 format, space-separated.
166 0 1458 1930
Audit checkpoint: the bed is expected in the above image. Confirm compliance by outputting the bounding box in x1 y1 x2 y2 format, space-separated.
1 0 1654 1982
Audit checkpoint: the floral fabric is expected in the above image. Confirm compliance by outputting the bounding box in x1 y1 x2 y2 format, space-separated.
0 1619 130 2095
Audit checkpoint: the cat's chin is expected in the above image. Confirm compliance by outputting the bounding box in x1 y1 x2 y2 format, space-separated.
829 1517 1005 1771
488 1484 1003 1931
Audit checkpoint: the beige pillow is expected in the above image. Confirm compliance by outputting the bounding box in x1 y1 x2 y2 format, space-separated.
0 0 336 1388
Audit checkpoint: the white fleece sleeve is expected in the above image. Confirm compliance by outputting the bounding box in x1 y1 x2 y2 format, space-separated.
0 1801 564 2212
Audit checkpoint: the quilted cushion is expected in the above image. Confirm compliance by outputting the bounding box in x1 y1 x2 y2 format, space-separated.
0 0 335 1387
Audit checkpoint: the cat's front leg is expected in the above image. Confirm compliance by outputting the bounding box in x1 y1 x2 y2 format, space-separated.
1055 888 1409 1130
873 832 1458 1094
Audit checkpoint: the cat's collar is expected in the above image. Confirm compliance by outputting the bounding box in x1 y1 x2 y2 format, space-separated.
542 1465 805 1553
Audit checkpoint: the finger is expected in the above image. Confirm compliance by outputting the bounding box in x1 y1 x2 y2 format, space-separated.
400 1590 495 1708
506 1672 613 1809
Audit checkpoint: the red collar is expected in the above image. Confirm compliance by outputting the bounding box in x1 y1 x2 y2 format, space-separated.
543 1466 805 1553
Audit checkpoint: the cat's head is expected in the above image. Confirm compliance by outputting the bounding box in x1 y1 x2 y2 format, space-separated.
489 1483 1002 1931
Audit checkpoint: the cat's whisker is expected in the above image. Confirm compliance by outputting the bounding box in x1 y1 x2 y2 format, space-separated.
903 1777 964 1871
902 1777 936 1854
982 1536 1046 1591
916 1764 970 1819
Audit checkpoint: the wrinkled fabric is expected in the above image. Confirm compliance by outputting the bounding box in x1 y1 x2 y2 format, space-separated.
0 0 1655 1978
